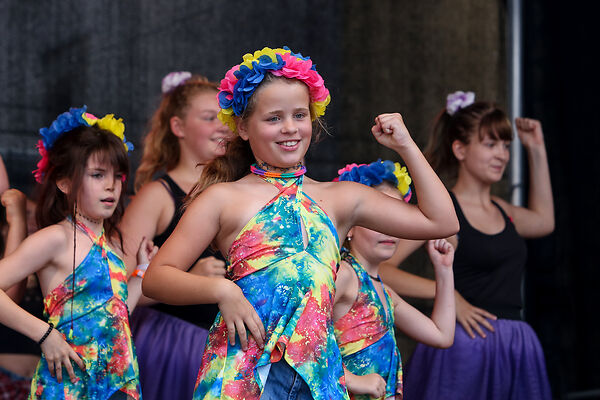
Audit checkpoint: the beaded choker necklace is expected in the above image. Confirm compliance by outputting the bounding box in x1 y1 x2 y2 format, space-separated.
368 273 381 282
251 163 306 179
76 209 102 225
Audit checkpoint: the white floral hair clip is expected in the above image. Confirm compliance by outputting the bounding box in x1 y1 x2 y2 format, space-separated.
161 71 192 94
446 91 475 115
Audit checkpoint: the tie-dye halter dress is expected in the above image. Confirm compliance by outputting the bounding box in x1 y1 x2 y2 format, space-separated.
30 220 140 400
334 251 402 400
193 166 349 400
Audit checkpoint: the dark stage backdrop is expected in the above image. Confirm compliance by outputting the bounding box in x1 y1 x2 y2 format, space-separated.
0 1 596 398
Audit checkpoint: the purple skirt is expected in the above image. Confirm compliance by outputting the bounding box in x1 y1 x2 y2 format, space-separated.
130 306 209 400
404 319 551 400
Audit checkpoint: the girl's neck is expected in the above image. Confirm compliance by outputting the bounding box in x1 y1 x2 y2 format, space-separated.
75 210 103 237
349 249 382 279
452 172 493 204
254 160 305 174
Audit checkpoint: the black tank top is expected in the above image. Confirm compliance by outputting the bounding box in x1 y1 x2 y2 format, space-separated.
150 174 221 329
450 192 527 320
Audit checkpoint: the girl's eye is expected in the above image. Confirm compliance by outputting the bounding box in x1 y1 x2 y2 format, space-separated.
294 112 307 119
201 115 217 122
115 173 124 181
267 115 280 122
91 173 103 179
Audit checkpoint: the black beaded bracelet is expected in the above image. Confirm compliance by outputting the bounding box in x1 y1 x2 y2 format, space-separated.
37 322 54 345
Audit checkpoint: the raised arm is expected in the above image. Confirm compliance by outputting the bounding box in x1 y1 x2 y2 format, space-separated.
390 240 455 348
348 113 458 240
494 118 554 238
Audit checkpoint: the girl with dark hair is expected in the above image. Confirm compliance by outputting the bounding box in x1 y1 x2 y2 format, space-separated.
142 46 458 400
0 107 155 400
380 92 554 399
121 72 233 400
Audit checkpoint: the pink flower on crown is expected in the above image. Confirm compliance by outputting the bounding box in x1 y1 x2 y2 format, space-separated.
337 163 365 176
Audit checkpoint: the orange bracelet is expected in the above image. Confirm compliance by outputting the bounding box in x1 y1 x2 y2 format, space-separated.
131 263 149 279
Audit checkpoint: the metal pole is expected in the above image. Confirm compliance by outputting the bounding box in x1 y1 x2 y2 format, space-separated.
508 0 524 206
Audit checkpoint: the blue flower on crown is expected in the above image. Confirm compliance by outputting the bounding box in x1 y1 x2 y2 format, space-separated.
226 54 286 116
39 106 88 150
339 160 397 188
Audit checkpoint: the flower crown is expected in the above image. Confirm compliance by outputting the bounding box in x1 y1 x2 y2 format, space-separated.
446 91 475 115
217 46 331 132
33 106 133 183
161 71 192 94
335 160 412 202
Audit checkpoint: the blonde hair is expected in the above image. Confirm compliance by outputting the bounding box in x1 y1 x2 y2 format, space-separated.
134 75 218 191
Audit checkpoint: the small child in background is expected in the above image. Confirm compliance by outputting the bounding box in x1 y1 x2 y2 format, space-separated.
333 160 455 400
0 107 156 400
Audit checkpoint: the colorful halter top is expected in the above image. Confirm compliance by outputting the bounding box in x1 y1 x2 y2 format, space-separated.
30 220 140 400
334 251 402 400
193 167 349 400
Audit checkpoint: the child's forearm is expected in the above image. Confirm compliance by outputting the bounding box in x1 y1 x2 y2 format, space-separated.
142 264 228 305
430 266 456 347
393 140 458 238
0 289 49 343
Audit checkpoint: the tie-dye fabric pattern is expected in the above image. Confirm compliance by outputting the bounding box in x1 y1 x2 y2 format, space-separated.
193 173 349 400
334 251 402 400
30 222 140 400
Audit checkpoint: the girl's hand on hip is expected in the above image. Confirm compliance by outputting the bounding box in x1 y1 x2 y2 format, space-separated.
41 329 85 383
217 280 266 351
348 372 387 398
371 113 414 151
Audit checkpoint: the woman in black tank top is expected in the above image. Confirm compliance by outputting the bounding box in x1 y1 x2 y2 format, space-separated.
120 72 232 400
380 95 554 399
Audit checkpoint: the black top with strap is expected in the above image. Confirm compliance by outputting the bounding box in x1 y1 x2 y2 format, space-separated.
450 192 527 320
150 174 221 329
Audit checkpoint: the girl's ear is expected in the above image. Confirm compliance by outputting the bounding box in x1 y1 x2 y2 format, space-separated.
451 139 466 161
170 116 185 139
237 118 249 141
56 178 71 195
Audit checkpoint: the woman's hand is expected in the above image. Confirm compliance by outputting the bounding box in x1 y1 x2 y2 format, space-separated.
455 291 497 339
216 280 265 351
190 256 226 278
40 328 86 383
515 117 544 148
371 113 414 151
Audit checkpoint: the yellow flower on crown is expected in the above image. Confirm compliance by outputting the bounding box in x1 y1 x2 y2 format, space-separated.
393 162 412 198
82 112 132 152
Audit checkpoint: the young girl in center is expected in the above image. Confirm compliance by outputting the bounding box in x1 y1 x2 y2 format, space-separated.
0 107 155 400
332 160 455 400
142 46 459 400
